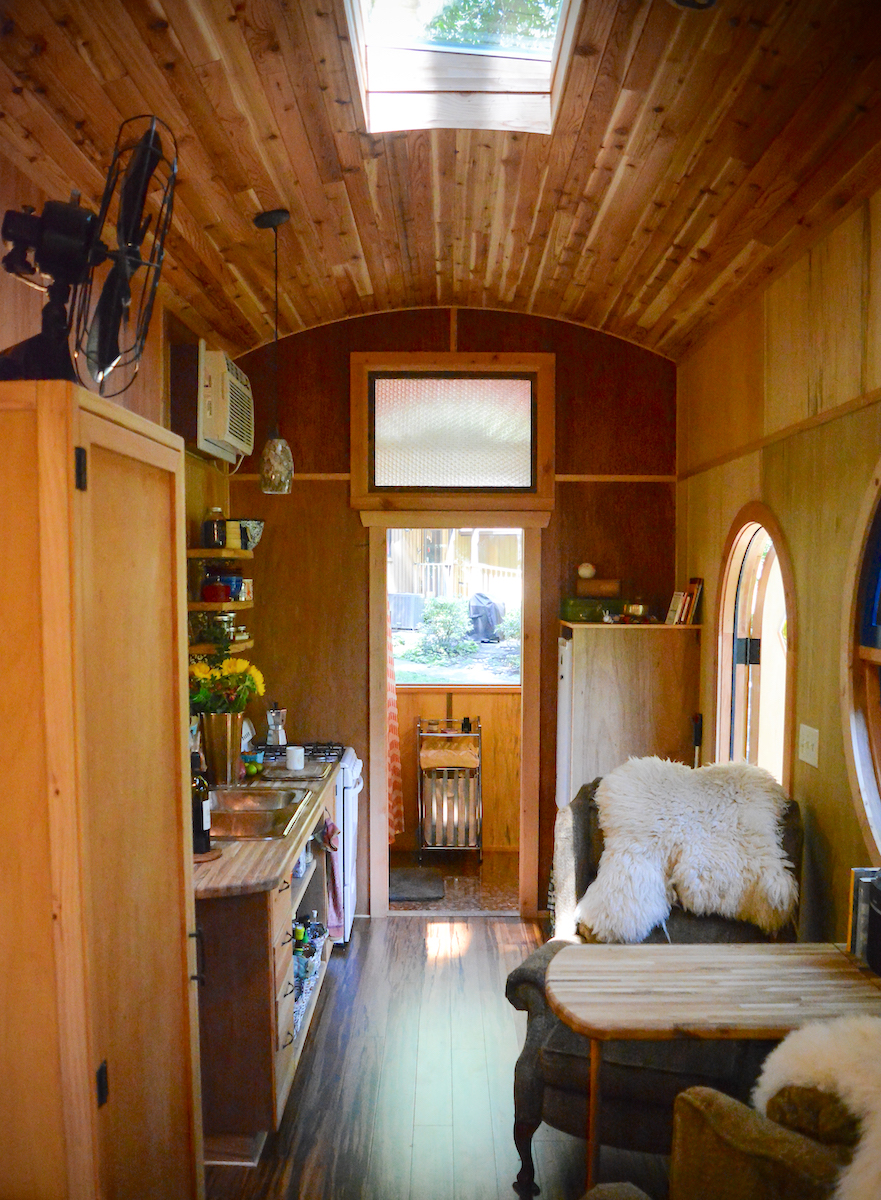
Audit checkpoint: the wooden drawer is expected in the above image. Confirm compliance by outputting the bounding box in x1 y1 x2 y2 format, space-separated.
271 873 293 942
274 938 293 996
275 984 297 1053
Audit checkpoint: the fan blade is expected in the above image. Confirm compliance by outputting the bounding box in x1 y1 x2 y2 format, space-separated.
118 125 162 249
86 263 129 379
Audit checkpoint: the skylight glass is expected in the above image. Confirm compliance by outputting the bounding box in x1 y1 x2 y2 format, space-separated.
367 0 565 60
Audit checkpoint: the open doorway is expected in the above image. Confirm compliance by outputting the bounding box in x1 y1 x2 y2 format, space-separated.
387 527 522 913
717 510 795 787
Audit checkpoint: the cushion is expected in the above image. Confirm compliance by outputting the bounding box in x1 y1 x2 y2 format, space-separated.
767 1085 860 1152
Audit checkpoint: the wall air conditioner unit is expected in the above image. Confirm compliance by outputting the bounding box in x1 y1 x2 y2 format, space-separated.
196 339 254 464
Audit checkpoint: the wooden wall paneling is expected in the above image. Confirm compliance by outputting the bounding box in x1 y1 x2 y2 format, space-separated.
185 452 230 548
230 477 371 908
811 208 867 414
675 295 765 475
394 689 521 854
866 191 881 394
764 254 814 435
762 406 881 939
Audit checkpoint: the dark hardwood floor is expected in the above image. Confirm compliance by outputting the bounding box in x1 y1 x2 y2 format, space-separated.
203 916 668 1200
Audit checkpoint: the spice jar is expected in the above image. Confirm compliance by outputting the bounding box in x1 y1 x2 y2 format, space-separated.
201 507 226 549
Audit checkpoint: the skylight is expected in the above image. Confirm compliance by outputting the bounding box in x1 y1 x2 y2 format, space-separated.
344 0 576 134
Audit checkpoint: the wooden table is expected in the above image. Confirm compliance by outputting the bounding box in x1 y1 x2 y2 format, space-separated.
546 942 881 1188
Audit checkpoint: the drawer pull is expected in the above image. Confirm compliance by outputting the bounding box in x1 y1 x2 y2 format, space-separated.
282 979 295 998
281 1030 294 1049
281 928 293 946
188 927 206 986
278 878 291 894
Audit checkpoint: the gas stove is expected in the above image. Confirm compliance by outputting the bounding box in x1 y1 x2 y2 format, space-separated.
253 740 344 764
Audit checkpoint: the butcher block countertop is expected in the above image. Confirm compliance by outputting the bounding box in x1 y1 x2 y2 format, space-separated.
193 769 335 900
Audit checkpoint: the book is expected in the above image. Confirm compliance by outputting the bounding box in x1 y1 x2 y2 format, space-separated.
678 577 703 625
665 591 685 624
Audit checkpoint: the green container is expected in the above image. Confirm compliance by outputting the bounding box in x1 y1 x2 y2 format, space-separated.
560 597 626 622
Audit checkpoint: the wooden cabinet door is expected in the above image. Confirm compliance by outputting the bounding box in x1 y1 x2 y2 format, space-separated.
75 406 201 1198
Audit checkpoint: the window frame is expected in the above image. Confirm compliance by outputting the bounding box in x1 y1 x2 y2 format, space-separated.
350 352 555 512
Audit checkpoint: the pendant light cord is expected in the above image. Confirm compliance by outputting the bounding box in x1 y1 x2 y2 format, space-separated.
271 221 280 439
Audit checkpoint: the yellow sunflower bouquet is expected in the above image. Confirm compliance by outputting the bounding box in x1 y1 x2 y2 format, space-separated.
189 657 265 714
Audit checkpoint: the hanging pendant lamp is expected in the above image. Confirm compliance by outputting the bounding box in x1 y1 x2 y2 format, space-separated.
254 207 293 494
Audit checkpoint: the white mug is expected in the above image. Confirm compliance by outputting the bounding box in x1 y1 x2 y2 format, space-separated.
286 745 305 771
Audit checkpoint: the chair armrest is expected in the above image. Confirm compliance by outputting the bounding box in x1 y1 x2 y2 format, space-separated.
669 1087 842 1200
505 938 573 1012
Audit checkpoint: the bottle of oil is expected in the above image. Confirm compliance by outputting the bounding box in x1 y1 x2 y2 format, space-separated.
191 752 211 855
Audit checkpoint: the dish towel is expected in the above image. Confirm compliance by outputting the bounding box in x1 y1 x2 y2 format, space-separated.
387 596 405 842
320 818 343 942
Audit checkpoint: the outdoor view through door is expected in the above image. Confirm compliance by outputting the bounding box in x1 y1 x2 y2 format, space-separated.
718 521 789 785
389 528 522 685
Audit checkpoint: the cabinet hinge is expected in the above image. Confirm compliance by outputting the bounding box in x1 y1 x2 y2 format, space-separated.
74 446 88 491
96 1059 109 1108
734 637 761 666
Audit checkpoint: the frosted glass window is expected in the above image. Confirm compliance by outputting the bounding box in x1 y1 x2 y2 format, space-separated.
371 374 534 490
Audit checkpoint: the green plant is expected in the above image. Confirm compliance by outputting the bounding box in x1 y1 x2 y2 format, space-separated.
401 597 478 664
497 606 521 642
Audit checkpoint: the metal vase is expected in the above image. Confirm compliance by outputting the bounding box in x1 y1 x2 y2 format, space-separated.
200 712 244 785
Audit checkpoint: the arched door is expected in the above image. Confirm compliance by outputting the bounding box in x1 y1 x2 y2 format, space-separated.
717 510 794 787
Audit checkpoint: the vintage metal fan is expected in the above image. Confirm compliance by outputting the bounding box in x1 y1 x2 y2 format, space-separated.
0 114 177 396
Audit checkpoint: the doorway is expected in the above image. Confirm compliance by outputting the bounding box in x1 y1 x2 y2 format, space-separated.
367 518 544 919
387 526 523 913
717 510 794 787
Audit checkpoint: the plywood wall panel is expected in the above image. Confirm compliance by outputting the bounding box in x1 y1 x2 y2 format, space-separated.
676 297 764 475
764 255 813 434
812 210 867 414
864 193 881 395
762 406 881 938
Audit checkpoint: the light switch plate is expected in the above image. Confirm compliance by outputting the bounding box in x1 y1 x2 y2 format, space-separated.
798 724 819 768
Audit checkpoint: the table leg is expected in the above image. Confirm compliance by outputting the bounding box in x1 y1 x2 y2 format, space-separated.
586 1038 601 1189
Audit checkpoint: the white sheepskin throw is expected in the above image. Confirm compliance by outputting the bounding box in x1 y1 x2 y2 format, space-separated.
753 1016 881 1200
574 756 797 943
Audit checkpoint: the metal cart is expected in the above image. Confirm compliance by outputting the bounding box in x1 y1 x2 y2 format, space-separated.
416 717 482 861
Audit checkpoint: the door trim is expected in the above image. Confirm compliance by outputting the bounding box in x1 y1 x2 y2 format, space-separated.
368 516 542 918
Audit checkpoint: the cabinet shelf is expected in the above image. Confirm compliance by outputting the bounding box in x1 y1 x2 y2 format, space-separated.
188 600 254 613
189 639 254 656
187 547 253 561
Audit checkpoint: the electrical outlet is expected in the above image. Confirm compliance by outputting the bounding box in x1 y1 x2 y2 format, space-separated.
798 724 819 768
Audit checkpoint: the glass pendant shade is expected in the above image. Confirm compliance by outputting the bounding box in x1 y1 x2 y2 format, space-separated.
259 435 294 494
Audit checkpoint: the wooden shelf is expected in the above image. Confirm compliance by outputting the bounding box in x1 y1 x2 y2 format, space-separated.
188 600 254 612
858 645 881 665
188 640 254 656
187 547 253 561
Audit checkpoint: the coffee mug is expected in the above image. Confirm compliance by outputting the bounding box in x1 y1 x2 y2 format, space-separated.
286 745 305 770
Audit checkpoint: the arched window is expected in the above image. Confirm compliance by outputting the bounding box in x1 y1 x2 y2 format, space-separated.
717 506 795 789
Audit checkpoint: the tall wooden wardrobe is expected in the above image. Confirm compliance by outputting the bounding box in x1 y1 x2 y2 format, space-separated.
1 381 203 1198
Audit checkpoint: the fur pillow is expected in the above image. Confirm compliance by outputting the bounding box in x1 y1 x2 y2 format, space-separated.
753 1017 881 1199
574 756 797 943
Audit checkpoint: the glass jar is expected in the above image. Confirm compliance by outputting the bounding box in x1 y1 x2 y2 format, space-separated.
201 507 226 549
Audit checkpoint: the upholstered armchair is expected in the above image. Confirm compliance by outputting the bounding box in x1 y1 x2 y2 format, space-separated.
579 1085 844 1200
506 766 803 1199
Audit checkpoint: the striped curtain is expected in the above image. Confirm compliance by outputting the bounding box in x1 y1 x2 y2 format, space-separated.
387 597 405 842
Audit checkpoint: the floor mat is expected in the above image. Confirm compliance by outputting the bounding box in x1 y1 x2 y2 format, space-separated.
388 866 445 902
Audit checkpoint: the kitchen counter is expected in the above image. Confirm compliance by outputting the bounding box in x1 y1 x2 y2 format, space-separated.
193 764 337 900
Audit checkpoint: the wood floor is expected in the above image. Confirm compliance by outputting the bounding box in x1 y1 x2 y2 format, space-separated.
203 915 669 1200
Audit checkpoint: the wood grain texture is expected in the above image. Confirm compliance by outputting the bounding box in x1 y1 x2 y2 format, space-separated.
562 624 701 786
546 943 881 1041
0 2 878 361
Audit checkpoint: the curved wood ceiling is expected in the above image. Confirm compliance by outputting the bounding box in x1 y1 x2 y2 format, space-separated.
1 0 880 361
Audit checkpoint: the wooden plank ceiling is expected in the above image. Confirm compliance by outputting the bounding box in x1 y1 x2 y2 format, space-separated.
1 0 880 362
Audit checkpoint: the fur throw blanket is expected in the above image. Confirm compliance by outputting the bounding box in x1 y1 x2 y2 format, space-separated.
574 757 797 943
753 1017 881 1200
